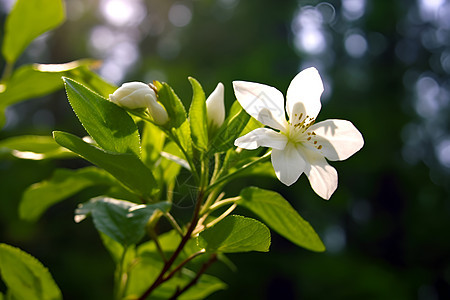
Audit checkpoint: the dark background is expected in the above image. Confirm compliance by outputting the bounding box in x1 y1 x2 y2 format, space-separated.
1 0 449 299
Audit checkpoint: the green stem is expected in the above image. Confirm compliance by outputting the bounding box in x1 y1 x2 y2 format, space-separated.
148 228 167 263
210 153 222 182
193 203 237 236
208 196 241 212
1 62 14 83
114 246 129 300
164 212 183 237
206 151 272 193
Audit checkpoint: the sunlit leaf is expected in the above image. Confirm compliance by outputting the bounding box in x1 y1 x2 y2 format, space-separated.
75 197 171 246
188 77 208 151
0 135 73 160
197 215 271 253
63 77 141 156
19 167 118 222
53 131 158 198
0 243 62 300
239 187 325 252
0 61 96 128
66 65 117 97
2 0 65 64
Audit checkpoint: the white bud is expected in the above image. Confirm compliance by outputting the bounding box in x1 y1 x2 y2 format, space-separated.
109 82 168 125
146 94 169 125
109 82 155 109
206 82 225 128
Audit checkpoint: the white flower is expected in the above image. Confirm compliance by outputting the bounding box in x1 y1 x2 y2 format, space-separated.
109 82 168 125
233 67 364 199
206 82 225 128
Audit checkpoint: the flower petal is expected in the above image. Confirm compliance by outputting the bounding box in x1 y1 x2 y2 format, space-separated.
233 81 288 131
307 119 364 161
303 149 338 200
235 128 287 150
286 67 324 125
271 143 307 186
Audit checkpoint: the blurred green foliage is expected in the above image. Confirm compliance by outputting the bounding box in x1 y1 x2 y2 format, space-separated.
1 0 449 299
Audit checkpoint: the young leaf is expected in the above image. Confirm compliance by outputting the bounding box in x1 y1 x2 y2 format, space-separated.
0 243 62 300
239 187 325 252
208 101 251 154
63 77 141 156
188 77 208 151
197 215 270 253
75 197 171 246
2 0 65 64
155 81 187 129
0 135 73 160
19 167 118 222
53 131 158 198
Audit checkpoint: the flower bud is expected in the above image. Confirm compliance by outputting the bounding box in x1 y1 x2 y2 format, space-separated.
206 82 225 128
109 82 168 125
109 82 155 110
146 94 169 125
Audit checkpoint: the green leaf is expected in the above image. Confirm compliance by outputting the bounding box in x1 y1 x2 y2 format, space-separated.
99 232 126 263
197 215 270 253
53 131 158 198
209 101 251 154
173 119 194 165
75 197 171 246
2 0 65 64
141 122 165 168
239 187 325 252
126 252 162 297
0 135 73 160
63 77 141 156
0 61 96 127
19 167 118 222
155 81 187 129
188 77 208 151
0 243 62 300
159 142 183 185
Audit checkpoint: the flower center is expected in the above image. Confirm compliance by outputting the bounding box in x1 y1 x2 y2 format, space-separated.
285 113 323 151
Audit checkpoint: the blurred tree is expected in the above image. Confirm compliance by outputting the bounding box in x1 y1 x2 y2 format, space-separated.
1 0 449 299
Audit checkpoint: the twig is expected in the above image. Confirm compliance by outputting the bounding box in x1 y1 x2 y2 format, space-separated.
162 250 205 282
168 253 218 300
138 190 205 300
